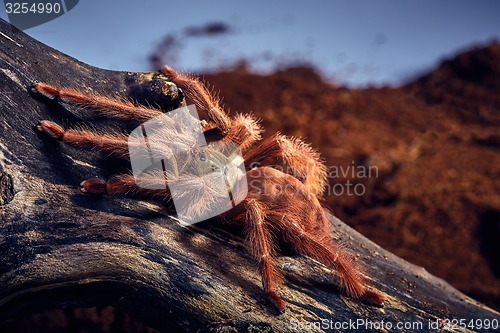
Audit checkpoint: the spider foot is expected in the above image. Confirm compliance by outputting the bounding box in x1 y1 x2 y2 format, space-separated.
80 179 107 195
361 290 385 308
36 120 64 140
267 291 287 314
31 82 59 99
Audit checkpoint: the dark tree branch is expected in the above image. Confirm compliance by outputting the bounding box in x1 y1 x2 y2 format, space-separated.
0 19 498 332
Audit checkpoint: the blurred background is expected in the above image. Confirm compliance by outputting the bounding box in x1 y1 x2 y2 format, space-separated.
1 0 499 331
2 0 500 86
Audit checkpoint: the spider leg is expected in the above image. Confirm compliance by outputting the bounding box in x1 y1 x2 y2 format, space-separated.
80 174 171 202
245 166 383 306
223 113 263 152
38 121 173 201
280 215 384 306
161 65 232 136
244 134 327 195
32 82 163 122
37 120 130 158
161 67 265 149
244 199 286 313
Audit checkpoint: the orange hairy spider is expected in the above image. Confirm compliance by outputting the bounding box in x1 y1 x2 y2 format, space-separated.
32 65 384 313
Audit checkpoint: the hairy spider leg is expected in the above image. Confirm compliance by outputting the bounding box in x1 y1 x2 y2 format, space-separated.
244 134 328 196
36 121 173 200
240 167 384 309
32 82 164 122
279 214 384 306
244 199 287 313
81 174 172 202
37 120 130 158
161 67 264 149
161 65 232 136
223 113 263 152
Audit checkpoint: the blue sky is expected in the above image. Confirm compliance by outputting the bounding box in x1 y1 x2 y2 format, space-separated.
2 1 500 86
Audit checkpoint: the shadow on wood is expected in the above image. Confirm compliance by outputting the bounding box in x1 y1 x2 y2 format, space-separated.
0 19 498 332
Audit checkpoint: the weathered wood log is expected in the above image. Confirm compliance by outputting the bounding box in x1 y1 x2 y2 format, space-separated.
0 19 498 332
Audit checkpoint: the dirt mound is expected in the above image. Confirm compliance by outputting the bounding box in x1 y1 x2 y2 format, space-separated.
202 42 500 310
407 41 500 122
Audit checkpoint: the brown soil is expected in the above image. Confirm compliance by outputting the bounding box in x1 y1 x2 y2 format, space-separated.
202 42 500 311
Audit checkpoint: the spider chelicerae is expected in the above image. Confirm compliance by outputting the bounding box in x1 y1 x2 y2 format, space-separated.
32 65 384 313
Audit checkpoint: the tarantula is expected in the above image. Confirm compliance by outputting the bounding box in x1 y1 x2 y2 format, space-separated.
32 65 384 313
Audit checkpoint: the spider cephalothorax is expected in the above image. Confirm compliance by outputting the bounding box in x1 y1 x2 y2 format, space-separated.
33 65 384 313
